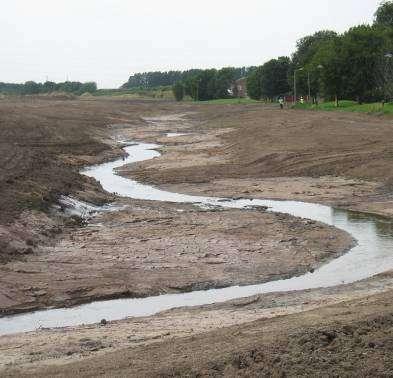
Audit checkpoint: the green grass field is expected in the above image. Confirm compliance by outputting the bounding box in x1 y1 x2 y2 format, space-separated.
195 98 393 115
89 90 393 116
94 87 174 100
295 100 393 115
194 98 260 105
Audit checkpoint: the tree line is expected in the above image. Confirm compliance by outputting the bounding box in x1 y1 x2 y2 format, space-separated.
122 67 253 100
0 81 97 96
172 67 255 101
122 70 198 89
246 1 393 104
122 67 249 90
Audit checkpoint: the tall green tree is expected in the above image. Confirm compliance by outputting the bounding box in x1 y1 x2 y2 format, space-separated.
374 27 393 101
215 67 236 98
79 82 97 94
23 81 41 95
374 1 393 27
121 67 251 90
172 82 184 101
196 69 218 101
291 30 337 96
260 57 291 99
341 25 388 102
0 81 97 96
246 67 263 100
311 36 346 106
311 25 389 104
292 30 338 67
42 81 56 93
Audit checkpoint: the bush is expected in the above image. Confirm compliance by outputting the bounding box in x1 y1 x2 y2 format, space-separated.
172 82 184 101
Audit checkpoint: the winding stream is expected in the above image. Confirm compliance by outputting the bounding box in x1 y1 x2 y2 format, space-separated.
1 140 393 336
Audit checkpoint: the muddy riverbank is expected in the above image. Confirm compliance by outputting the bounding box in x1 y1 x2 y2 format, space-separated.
6 139 393 338
0 106 359 317
123 113 393 218
3 271 393 376
2 98 393 376
0 197 353 316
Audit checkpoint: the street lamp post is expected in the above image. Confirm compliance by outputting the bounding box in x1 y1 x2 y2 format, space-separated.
307 71 311 101
196 83 199 102
315 65 324 105
299 67 323 103
383 53 393 105
195 78 201 102
293 67 303 104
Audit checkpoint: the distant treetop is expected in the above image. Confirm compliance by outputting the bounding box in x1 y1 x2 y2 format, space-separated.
0 81 97 96
121 67 251 90
374 0 393 27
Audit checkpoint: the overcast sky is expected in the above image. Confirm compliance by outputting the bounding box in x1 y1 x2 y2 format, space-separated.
0 0 381 88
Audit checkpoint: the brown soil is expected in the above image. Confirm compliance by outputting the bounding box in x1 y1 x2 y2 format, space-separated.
3 273 393 377
2 98 393 376
128 107 393 189
125 108 393 216
0 199 352 315
0 98 188 263
0 100 357 315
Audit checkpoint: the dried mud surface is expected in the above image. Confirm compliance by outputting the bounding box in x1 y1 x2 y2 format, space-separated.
3 273 393 377
2 98 393 376
0 199 352 315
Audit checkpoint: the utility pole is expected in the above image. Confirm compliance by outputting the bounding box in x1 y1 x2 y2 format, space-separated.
307 71 311 102
195 82 198 102
293 67 303 104
316 65 324 104
293 71 297 104
384 53 393 103
195 78 201 102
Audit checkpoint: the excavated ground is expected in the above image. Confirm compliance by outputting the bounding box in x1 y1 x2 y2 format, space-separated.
1 97 393 376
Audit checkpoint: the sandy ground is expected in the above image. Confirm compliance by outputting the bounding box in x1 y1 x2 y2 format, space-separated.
124 114 393 218
3 272 393 376
0 199 352 315
0 107 355 316
2 98 393 376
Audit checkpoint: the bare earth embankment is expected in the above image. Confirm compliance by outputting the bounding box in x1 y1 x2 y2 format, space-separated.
0 100 353 315
1 97 393 376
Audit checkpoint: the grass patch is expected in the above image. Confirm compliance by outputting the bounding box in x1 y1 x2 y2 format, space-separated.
193 98 261 105
94 87 174 100
295 100 393 115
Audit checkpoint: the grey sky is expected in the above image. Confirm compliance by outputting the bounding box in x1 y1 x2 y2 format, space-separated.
0 0 381 88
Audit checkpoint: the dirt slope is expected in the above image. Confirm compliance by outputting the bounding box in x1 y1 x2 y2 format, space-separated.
2 98 393 376
7 289 393 377
129 106 393 190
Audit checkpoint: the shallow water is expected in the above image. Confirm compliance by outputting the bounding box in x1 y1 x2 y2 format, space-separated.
166 132 188 137
1 142 393 336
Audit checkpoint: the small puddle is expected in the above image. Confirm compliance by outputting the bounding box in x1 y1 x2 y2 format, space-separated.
166 132 188 138
1 142 393 336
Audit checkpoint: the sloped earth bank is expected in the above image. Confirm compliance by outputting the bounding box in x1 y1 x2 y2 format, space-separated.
0 199 352 316
2 100 393 375
0 114 353 315
4 277 393 376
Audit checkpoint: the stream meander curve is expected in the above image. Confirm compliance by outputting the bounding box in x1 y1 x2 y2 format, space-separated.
1 140 393 336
